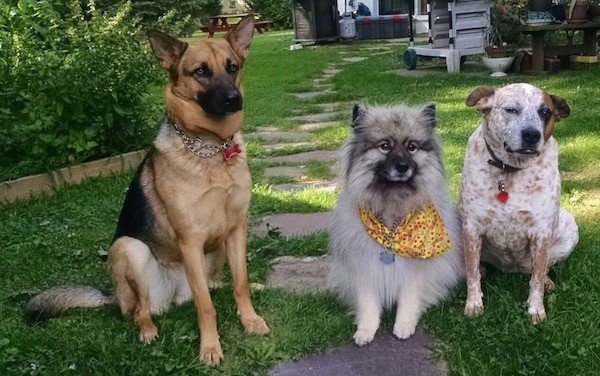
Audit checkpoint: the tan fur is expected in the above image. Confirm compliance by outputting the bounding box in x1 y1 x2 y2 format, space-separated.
115 17 267 365
26 17 267 366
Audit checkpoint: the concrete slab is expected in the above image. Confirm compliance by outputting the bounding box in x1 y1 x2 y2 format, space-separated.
263 142 315 153
298 121 344 131
245 132 311 142
253 212 331 237
268 255 329 293
269 332 446 376
264 166 306 178
266 150 337 164
324 68 342 75
293 91 336 100
342 57 367 63
272 180 338 192
289 111 345 123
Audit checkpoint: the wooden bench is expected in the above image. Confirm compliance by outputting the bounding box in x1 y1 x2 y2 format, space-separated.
200 15 271 37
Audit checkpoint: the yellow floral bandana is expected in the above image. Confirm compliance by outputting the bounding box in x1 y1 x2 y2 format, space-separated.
359 204 451 259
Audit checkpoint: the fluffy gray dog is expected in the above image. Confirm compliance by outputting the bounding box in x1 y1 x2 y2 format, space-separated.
328 103 464 345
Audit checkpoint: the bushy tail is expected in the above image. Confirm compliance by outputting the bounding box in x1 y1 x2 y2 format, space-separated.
25 285 115 324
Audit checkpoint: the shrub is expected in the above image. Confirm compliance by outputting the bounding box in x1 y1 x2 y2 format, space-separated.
246 0 293 30
0 0 163 180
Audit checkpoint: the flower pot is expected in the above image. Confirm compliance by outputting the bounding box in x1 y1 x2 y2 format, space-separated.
485 45 509 58
482 56 515 77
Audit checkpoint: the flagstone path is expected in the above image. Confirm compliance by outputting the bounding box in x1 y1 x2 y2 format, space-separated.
251 45 447 375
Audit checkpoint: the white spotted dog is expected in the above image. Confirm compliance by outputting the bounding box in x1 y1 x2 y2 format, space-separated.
460 83 579 323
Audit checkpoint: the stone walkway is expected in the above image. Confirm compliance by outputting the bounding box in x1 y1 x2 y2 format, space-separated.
248 45 447 375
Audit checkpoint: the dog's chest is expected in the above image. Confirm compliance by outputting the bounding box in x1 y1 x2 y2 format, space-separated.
461 141 561 251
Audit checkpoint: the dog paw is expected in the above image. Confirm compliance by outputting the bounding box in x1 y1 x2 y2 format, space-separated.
353 328 376 347
529 306 546 324
139 326 158 344
241 314 269 335
200 343 224 366
393 322 417 340
464 301 484 317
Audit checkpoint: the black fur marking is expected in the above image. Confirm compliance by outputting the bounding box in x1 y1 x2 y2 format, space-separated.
196 83 242 115
112 151 157 244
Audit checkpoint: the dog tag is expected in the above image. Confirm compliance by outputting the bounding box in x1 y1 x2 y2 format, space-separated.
379 249 396 264
222 143 241 160
497 181 508 203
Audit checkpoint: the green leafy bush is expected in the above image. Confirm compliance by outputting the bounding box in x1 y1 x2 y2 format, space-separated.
246 0 293 30
96 0 222 35
0 0 164 180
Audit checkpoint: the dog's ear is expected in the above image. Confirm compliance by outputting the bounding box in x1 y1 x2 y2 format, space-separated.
466 86 495 112
550 94 570 120
352 103 367 128
147 30 188 70
421 103 437 128
226 15 255 61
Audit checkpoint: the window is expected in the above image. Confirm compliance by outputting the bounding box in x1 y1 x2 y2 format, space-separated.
379 0 409 15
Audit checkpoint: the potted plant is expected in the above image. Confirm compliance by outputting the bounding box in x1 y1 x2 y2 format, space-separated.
481 0 528 76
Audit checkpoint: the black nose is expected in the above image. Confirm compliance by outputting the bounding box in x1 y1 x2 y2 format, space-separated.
521 128 541 146
224 91 242 111
396 163 409 173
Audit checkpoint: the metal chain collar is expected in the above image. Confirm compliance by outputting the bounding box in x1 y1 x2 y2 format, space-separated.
171 121 234 158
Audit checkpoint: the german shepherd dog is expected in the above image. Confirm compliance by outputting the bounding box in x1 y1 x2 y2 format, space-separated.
25 16 268 365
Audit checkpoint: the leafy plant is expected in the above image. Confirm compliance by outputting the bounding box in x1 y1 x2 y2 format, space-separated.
246 0 293 30
0 0 163 180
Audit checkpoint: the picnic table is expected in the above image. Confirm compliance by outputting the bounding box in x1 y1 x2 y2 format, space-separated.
200 13 271 37
523 21 600 73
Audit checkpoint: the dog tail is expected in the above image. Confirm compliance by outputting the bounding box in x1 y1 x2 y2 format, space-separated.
25 285 115 324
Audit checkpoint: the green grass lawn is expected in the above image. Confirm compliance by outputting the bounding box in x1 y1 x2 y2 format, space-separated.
2 30 600 375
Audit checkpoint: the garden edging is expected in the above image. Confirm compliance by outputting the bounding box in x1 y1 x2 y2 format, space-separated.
0 150 146 203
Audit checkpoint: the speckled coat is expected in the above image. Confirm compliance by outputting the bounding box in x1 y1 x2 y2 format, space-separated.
459 83 578 323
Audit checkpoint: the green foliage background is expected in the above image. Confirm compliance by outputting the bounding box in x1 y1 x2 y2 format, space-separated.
246 0 293 30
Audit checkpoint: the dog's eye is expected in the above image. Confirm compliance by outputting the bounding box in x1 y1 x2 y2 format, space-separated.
407 142 419 153
227 63 238 73
504 107 520 115
378 142 391 153
194 67 209 77
539 107 552 121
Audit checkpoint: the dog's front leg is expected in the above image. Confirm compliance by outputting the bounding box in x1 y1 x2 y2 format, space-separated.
528 237 551 324
225 223 269 334
463 228 484 316
393 274 423 340
179 237 223 366
353 287 381 346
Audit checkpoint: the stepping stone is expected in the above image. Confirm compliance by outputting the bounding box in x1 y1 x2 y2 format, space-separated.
313 78 330 85
267 255 329 293
342 57 367 63
245 132 310 142
324 68 342 75
267 150 337 164
268 332 446 376
254 126 279 133
316 102 353 112
289 111 345 123
298 121 343 131
272 180 338 192
264 166 306 178
313 84 335 91
253 212 332 237
263 142 315 153
293 91 335 100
